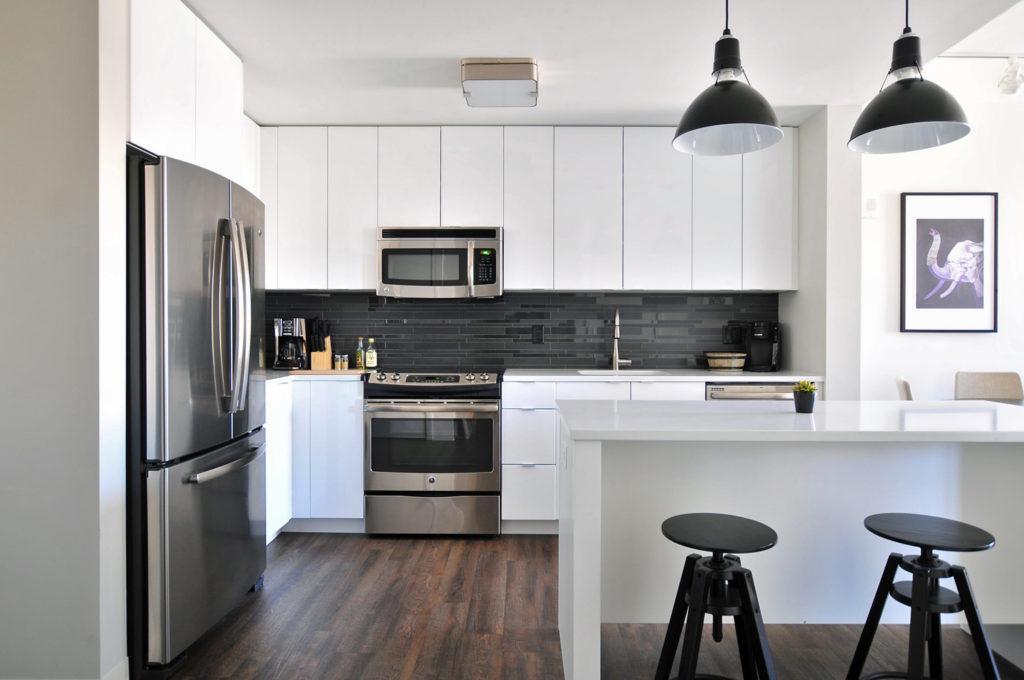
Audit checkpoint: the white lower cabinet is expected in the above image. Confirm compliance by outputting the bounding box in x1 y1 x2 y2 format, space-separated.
555 381 631 401
266 379 293 542
502 465 557 520
630 381 706 401
502 409 557 465
288 379 364 520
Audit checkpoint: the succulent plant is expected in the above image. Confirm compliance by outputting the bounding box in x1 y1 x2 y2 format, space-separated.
793 380 818 393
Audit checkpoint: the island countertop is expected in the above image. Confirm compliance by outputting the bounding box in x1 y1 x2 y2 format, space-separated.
557 399 1024 443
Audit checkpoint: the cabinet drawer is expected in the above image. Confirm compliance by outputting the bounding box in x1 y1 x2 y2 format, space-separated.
502 382 557 409
555 381 631 401
502 465 557 520
501 409 557 465
630 382 706 401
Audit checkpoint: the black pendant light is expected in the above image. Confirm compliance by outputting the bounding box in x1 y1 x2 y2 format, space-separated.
673 0 782 156
849 0 969 153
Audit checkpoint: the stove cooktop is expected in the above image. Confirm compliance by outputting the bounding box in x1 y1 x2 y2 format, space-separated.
364 370 502 398
368 371 500 386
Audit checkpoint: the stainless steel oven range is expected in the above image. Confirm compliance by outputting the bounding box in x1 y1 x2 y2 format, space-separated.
364 371 501 535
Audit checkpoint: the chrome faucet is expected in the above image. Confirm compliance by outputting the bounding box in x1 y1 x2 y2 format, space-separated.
611 308 632 371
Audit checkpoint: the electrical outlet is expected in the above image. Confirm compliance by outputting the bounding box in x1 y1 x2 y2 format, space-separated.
531 325 544 344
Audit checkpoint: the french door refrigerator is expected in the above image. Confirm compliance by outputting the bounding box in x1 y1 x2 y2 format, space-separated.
126 145 266 678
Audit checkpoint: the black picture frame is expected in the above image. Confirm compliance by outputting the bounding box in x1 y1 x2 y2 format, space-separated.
900 192 998 333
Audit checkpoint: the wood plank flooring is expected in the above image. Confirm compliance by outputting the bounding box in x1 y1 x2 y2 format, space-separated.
171 534 1022 680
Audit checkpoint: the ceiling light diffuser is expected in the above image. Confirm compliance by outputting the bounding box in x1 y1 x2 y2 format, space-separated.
461 58 538 107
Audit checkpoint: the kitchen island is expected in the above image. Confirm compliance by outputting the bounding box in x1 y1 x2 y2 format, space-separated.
556 399 1024 680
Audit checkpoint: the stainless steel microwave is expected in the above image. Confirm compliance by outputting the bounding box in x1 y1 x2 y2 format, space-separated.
377 227 502 299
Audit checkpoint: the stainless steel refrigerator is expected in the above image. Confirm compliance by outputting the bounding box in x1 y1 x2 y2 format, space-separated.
126 146 266 677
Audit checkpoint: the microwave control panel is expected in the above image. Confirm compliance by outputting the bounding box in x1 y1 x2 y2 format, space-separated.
473 248 498 285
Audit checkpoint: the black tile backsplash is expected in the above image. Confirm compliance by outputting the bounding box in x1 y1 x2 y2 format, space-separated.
266 292 778 372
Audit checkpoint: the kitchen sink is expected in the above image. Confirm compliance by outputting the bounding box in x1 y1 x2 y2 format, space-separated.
576 369 667 376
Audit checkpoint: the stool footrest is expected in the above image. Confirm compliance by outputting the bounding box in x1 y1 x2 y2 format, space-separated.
859 673 938 680
890 580 963 613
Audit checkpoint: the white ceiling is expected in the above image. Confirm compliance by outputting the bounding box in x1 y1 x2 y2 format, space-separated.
945 0 1024 55
187 0 1020 126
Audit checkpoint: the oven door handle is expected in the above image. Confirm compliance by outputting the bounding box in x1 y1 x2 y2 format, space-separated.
365 402 499 414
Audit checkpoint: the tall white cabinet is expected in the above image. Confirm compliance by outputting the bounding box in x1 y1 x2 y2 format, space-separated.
692 155 743 290
328 127 378 290
277 127 328 289
554 127 623 290
742 128 798 290
623 127 693 290
503 126 554 289
378 127 441 226
194 21 244 185
441 127 503 226
260 128 279 289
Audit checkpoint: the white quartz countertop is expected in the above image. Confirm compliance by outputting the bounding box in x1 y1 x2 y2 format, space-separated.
503 368 822 382
265 371 365 383
557 399 1024 443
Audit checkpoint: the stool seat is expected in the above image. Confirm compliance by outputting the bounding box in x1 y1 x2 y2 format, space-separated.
865 513 995 553
662 512 778 554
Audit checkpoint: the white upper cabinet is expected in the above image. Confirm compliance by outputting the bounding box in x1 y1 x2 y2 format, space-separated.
503 127 554 289
328 127 378 290
692 154 743 290
239 115 260 197
742 128 798 290
195 20 244 184
441 127 503 226
378 127 440 226
623 128 693 290
277 127 328 289
260 127 279 289
129 0 196 162
554 127 623 290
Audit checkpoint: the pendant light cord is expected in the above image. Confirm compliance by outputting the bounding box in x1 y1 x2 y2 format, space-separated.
904 0 911 33
725 0 729 32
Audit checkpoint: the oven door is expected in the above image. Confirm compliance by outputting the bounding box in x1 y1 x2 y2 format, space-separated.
377 234 502 298
364 400 500 492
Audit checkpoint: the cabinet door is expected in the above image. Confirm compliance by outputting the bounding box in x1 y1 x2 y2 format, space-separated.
441 126 503 226
129 0 196 162
378 127 440 226
502 465 557 520
265 380 293 541
309 381 364 519
502 409 557 465
260 127 279 289
555 382 631 401
623 127 693 290
238 115 260 197
692 155 742 290
328 127 378 290
743 128 797 290
630 382 706 401
291 380 311 518
277 127 328 289
554 127 623 290
503 127 554 289
195 20 244 183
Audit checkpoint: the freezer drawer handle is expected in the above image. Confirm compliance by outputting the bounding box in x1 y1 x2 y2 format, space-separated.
186 445 264 485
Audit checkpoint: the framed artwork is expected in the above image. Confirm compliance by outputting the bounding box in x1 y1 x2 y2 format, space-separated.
901 192 998 332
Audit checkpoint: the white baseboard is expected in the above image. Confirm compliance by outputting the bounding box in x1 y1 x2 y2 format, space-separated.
101 657 130 680
502 520 558 535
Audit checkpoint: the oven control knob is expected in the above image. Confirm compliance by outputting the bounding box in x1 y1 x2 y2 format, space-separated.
427 476 437 485
390 373 400 382
479 373 490 381
465 374 475 381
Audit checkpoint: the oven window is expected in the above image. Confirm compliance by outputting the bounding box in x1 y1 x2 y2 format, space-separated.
371 417 493 473
381 249 467 286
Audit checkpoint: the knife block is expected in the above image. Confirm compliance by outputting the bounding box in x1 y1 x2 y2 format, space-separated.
308 336 333 371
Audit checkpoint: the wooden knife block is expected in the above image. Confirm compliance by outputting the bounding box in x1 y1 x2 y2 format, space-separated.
308 336 333 371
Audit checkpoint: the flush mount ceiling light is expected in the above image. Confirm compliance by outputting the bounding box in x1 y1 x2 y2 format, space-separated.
461 58 538 107
849 0 970 153
673 0 782 156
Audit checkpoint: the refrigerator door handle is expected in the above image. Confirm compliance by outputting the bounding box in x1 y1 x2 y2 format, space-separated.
211 218 233 413
228 218 249 414
185 444 264 484
231 218 253 413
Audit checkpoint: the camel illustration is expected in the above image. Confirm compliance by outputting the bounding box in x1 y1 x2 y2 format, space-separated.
923 227 984 301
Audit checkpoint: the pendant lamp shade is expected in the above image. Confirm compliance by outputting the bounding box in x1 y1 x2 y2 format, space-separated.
672 9 782 156
849 7 969 154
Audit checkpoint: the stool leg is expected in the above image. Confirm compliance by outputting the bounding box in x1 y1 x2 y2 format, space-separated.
733 612 759 680
655 554 700 680
928 612 943 680
676 566 712 680
951 565 1001 680
735 568 777 680
907 571 930 680
846 552 902 680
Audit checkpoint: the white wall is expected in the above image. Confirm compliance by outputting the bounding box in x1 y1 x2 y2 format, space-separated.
860 62 1024 400
0 1 128 678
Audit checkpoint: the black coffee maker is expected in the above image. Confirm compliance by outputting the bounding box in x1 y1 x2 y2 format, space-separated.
272 318 308 370
723 320 781 372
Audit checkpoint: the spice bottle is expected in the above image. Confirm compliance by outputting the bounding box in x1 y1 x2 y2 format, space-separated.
365 338 378 369
355 337 365 370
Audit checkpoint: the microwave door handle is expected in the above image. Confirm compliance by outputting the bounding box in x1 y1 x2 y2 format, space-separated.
467 240 475 298
231 218 252 412
211 219 233 413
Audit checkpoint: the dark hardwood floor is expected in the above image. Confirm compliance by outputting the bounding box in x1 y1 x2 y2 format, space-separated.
171 534 1022 680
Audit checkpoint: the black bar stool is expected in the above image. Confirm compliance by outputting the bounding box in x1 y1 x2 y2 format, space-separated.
655 512 778 680
847 512 1000 680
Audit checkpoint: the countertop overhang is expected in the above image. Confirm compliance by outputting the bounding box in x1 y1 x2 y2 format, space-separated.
503 368 823 383
557 399 1024 443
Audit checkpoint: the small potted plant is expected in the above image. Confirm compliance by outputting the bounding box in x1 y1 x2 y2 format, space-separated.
793 380 817 413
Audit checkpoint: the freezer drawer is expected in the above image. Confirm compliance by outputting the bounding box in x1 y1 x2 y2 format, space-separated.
146 430 266 664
